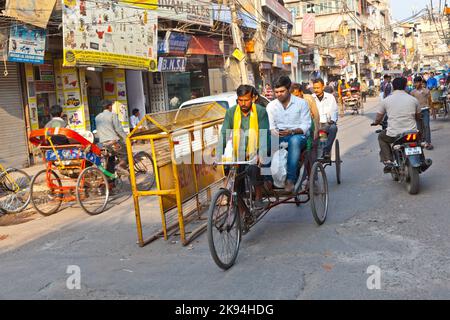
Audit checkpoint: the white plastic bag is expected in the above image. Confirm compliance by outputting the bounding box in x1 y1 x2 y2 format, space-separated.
271 142 288 188
222 139 233 162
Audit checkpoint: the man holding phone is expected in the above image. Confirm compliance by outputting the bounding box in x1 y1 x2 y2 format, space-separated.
266 76 311 193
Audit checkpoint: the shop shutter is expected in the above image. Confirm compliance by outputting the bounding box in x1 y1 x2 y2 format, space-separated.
0 63 29 168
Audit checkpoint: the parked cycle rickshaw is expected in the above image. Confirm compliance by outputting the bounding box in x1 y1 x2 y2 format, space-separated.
0 162 31 214
29 128 155 216
207 142 332 270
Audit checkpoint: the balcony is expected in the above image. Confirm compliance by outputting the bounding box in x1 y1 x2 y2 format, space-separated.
261 0 293 26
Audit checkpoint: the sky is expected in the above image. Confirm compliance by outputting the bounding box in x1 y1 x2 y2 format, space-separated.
390 0 433 21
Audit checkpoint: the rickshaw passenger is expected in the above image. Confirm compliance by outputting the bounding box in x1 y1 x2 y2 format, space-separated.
312 78 339 159
219 85 271 209
266 76 311 193
45 104 69 145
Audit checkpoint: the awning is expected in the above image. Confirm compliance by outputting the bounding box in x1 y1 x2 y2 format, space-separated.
212 4 258 30
187 36 223 55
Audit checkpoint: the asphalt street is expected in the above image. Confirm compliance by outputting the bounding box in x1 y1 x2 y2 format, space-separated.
0 97 449 299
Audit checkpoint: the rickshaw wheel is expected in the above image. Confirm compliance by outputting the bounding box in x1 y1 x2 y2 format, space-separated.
207 188 241 270
30 169 63 216
133 151 155 191
0 168 31 214
310 162 329 225
76 167 109 215
335 140 341 185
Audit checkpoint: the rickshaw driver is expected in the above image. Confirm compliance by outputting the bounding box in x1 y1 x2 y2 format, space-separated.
219 85 271 209
95 100 128 176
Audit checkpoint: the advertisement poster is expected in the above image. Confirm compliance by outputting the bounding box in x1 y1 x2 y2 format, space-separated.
62 0 158 71
62 69 79 90
8 25 46 64
64 90 81 108
66 107 85 130
112 101 129 129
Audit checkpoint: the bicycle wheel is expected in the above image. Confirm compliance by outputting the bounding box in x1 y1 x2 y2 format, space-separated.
76 167 109 215
0 168 31 213
335 139 341 185
133 151 155 191
309 162 329 225
207 188 241 270
30 169 63 216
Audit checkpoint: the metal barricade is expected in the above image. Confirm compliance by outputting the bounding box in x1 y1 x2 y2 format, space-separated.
126 103 226 246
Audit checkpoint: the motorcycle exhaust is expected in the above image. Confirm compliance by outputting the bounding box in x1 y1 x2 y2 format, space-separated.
420 158 432 172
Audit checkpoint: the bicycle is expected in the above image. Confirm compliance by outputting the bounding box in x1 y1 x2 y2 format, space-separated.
0 162 31 214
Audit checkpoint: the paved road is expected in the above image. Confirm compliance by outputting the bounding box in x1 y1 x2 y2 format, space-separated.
0 97 449 299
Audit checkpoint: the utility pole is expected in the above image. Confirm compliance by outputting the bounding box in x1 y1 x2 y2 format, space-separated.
228 0 249 84
354 0 361 81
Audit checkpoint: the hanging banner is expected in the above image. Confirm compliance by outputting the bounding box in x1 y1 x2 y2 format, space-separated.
8 25 46 64
302 13 315 45
158 0 213 26
0 29 8 60
5 0 57 29
62 0 158 71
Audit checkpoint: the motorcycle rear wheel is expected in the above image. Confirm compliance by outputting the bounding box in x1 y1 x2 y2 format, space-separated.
406 164 420 195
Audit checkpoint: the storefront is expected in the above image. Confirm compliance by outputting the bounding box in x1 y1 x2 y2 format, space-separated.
0 62 29 167
163 35 226 109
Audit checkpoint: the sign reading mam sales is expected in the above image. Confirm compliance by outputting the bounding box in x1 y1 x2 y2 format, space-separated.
62 0 158 71
158 0 213 26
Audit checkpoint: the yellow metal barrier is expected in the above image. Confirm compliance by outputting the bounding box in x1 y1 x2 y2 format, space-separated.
126 103 226 246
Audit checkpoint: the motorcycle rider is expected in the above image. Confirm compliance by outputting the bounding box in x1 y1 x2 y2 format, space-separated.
371 77 422 173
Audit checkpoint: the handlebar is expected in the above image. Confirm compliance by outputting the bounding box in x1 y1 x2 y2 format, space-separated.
215 156 258 166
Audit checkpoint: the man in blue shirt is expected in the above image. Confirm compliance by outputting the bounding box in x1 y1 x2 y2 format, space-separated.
426 72 438 89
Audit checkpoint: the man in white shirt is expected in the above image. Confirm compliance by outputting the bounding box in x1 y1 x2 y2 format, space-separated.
130 108 141 131
267 76 311 192
312 78 339 159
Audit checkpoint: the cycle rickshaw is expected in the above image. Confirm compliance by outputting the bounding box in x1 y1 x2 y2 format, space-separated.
29 127 155 216
207 134 341 270
342 87 363 115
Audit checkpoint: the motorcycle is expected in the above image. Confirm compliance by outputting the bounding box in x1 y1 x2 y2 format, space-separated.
373 123 432 194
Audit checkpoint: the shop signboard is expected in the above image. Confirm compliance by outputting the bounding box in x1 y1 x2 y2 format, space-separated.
34 81 56 93
158 0 213 26
282 52 294 64
158 57 187 72
39 64 54 81
8 25 46 64
62 0 158 71
273 54 283 68
158 32 192 55
302 13 315 45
